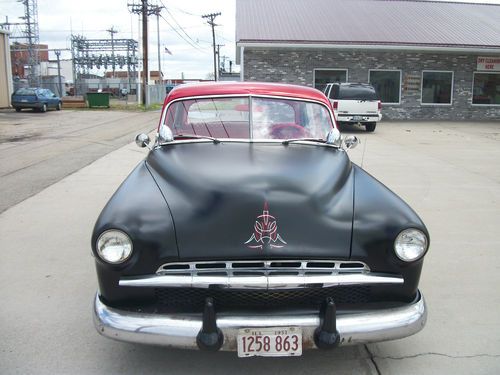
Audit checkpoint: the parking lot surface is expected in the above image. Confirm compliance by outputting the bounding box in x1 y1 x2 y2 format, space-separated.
0 109 158 213
1 119 500 374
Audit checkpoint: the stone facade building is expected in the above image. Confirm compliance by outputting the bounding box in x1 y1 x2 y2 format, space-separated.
236 0 500 121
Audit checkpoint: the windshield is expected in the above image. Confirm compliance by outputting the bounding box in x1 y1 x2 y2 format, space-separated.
163 96 333 140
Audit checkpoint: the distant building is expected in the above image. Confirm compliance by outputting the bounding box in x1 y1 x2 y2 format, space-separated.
0 29 13 108
236 0 500 120
10 43 49 79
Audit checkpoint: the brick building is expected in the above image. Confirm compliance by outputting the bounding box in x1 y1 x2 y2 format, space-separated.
10 43 49 78
236 0 500 120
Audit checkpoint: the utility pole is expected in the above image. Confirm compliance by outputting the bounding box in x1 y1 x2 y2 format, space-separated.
150 5 163 82
141 0 148 105
128 1 148 105
54 50 62 96
202 12 221 81
129 0 160 105
220 55 229 73
216 44 225 78
106 26 118 78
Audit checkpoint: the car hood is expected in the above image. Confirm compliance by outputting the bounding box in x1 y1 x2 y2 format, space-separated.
146 141 354 260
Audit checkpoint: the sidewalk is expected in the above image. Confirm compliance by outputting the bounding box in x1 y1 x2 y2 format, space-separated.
0 143 147 374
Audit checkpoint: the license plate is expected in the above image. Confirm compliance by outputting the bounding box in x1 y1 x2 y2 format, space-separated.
21 99 28 102
237 327 302 357
352 116 362 121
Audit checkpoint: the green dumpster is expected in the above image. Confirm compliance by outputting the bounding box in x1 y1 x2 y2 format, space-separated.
87 92 110 108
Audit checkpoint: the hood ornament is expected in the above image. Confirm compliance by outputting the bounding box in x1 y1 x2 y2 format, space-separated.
244 202 287 250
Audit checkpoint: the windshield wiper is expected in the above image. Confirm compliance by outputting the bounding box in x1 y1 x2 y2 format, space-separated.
282 138 325 146
175 134 220 144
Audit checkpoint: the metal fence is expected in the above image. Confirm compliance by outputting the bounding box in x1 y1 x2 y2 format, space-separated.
13 77 168 106
13 76 66 97
147 85 167 106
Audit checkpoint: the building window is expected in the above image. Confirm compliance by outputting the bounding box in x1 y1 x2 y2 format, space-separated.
421 71 453 105
314 69 347 92
369 70 401 104
472 72 500 105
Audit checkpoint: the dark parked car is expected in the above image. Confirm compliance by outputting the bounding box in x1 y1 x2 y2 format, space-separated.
11 88 62 112
92 82 428 357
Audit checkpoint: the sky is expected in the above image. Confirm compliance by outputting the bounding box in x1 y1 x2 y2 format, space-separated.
1 0 236 79
1 0 499 79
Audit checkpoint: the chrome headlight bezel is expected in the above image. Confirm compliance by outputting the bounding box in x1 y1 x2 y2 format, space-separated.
394 228 428 262
96 229 133 264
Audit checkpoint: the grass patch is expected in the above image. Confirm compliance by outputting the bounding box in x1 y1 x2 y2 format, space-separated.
67 102 163 112
110 102 163 111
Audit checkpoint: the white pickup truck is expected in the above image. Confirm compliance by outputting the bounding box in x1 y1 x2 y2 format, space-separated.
324 83 382 132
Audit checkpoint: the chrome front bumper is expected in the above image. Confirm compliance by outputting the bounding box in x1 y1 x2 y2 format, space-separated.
93 291 427 350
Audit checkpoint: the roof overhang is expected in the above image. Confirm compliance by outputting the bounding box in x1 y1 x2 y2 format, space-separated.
236 41 500 58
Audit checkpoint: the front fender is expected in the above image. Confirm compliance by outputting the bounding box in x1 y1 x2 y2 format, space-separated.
351 165 429 300
91 161 178 304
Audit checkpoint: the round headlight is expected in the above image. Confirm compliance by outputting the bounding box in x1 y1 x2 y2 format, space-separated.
394 229 428 262
96 230 133 264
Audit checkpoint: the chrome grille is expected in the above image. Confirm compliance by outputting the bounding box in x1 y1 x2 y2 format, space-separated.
119 260 403 290
156 260 370 276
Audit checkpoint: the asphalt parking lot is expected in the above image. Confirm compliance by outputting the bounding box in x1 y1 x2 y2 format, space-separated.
0 108 159 213
1 115 500 374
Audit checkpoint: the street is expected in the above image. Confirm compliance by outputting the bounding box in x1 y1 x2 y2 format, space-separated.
1 115 500 374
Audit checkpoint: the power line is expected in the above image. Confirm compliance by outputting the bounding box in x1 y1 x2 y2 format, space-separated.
216 43 224 77
160 3 200 49
159 13 207 53
165 4 200 17
156 0 206 53
215 31 234 44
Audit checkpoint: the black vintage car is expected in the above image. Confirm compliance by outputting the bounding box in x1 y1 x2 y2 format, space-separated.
92 82 428 357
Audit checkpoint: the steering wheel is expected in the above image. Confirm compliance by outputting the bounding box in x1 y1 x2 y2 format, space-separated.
270 123 308 139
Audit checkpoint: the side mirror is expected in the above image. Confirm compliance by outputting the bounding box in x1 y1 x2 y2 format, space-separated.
135 133 151 148
326 128 342 147
343 135 359 150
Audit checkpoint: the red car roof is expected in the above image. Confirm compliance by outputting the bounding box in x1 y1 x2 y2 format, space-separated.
163 82 331 107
